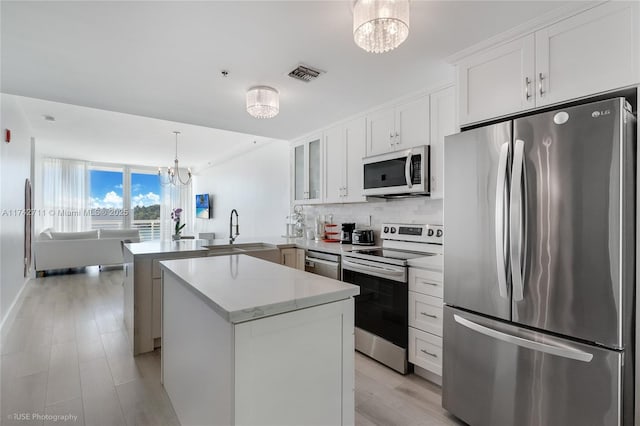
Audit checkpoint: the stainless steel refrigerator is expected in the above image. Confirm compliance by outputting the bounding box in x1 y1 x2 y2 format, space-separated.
442 97 636 426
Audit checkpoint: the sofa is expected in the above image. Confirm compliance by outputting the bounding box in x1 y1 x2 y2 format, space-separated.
34 229 141 273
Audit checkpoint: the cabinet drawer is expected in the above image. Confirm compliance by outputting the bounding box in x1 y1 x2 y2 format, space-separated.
409 268 443 298
409 327 442 376
409 292 443 336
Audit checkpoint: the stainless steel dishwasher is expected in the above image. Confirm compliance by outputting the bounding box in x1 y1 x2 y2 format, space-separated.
304 250 341 280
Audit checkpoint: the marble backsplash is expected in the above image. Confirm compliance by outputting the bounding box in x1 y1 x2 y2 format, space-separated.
297 197 443 242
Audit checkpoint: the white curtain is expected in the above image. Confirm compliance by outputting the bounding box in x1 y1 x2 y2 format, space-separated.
160 174 193 240
40 158 90 232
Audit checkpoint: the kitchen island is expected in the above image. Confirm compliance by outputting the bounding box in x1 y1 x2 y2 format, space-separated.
123 237 357 355
160 254 360 426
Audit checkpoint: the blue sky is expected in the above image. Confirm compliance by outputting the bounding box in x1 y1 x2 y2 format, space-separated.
90 170 160 208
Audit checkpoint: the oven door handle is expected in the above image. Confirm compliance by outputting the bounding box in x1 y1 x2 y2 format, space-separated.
342 258 405 277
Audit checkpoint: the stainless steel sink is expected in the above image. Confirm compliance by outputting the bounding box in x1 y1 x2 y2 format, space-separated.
233 243 277 251
205 242 277 256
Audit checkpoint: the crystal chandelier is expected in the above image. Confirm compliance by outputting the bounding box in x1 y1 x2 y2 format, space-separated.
158 131 192 187
246 86 279 119
353 0 410 54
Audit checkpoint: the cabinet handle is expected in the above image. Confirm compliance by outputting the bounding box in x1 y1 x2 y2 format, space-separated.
524 77 531 100
419 280 439 286
389 132 394 147
420 349 438 358
538 73 545 97
420 312 438 319
395 132 400 144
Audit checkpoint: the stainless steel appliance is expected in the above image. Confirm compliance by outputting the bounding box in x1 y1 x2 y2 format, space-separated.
363 145 430 197
340 223 356 244
443 97 636 426
342 223 443 373
351 229 375 246
304 250 340 280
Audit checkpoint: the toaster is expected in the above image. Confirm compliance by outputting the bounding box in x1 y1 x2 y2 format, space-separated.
351 229 375 246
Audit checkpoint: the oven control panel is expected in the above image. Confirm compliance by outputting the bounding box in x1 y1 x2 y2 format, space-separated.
381 223 442 244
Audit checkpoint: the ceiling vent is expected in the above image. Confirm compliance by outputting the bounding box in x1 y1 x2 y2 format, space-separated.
287 64 323 83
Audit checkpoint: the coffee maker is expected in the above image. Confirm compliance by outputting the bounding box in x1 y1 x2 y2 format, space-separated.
340 223 356 244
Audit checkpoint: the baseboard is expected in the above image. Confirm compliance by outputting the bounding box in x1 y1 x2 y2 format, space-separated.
0 277 31 333
413 365 442 387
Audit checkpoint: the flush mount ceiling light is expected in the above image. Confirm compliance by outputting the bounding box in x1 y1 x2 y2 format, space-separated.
246 86 279 119
158 131 192 187
353 0 410 53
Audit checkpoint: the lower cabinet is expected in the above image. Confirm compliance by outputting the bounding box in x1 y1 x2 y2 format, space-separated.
163 276 355 426
408 263 444 379
280 247 305 270
409 327 443 376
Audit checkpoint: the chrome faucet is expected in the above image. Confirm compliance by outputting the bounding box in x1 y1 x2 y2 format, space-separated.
229 209 239 244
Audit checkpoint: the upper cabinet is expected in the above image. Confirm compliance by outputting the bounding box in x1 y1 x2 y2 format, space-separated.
291 88 454 206
458 35 535 125
292 134 323 205
534 1 639 107
456 2 639 126
324 118 367 204
429 86 456 199
366 95 429 156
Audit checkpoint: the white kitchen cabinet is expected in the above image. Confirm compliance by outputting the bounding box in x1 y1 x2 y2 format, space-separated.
163 269 356 426
323 125 344 204
343 117 366 202
535 1 639 107
395 95 430 150
409 327 443 377
324 118 367 204
365 107 395 157
409 260 444 380
292 134 323 204
457 2 639 126
428 86 456 198
457 34 535 125
409 292 443 337
366 95 429 156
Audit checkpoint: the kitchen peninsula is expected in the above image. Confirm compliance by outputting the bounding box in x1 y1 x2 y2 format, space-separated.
160 254 359 426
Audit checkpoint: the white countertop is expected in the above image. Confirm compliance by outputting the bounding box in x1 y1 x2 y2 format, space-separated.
125 236 360 256
160 255 360 323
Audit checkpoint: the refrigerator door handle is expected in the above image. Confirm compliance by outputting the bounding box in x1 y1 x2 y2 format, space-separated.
510 139 525 301
494 142 510 299
453 314 594 363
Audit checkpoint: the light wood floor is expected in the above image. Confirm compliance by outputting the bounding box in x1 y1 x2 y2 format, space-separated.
1 268 464 426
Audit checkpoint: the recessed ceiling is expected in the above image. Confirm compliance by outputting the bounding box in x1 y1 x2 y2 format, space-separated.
2 1 582 140
10 94 280 171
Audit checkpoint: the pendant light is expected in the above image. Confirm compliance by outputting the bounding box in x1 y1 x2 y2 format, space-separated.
158 131 192 187
353 0 410 54
246 86 279 119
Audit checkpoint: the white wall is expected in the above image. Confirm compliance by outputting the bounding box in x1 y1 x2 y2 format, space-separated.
0 94 34 324
193 141 290 239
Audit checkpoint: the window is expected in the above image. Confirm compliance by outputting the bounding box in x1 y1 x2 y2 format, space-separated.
89 165 161 241
130 171 161 241
90 168 125 231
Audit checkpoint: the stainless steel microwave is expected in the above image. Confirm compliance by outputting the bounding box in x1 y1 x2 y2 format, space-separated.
362 145 430 197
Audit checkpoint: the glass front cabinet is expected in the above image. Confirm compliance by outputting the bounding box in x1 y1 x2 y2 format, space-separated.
292 134 323 204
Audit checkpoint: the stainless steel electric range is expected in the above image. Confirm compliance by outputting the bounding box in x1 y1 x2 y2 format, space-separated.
342 223 443 373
